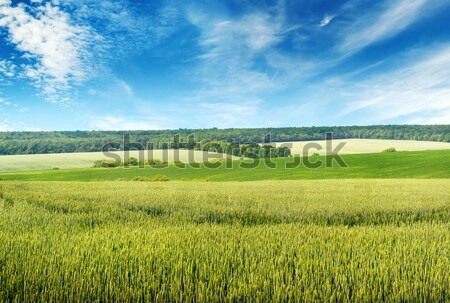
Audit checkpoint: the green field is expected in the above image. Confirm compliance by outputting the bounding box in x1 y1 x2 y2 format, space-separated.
1 180 449 302
1 150 449 181
1 139 448 173
1 147 449 302
0 150 232 173
284 138 450 155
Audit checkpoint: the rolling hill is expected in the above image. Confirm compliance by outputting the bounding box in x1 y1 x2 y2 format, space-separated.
1 138 449 173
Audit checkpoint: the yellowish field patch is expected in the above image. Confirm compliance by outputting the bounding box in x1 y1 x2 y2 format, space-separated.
272 138 450 155
0 150 233 172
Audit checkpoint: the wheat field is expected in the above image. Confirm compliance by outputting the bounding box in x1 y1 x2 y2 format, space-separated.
1 179 448 302
273 138 450 155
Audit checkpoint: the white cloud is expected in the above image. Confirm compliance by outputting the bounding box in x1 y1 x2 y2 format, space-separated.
195 12 281 55
0 0 177 104
117 80 133 97
340 44 450 123
188 10 283 93
0 117 41 131
61 0 179 59
319 14 334 27
0 59 16 77
338 0 441 54
183 7 290 119
0 1 92 102
181 4 333 128
0 96 31 113
0 97 11 106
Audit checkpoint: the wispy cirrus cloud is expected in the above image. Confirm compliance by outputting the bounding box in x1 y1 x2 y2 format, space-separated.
117 80 134 97
1 0 449 130
338 0 447 54
188 10 282 94
61 0 180 58
183 4 302 120
340 44 450 123
319 14 335 27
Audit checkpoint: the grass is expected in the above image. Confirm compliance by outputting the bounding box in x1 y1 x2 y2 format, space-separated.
1 144 448 302
0 150 233 173
1 150 449 181
1 139 448 173
0 180 448 302
282 138 450 155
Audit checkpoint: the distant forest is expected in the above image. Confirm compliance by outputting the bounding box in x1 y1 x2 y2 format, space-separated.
0 125 449 155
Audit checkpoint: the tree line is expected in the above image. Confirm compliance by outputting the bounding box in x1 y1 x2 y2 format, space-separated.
0 125 448 155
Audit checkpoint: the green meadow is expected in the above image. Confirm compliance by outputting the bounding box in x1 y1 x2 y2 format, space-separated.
1 144 449 302
1 139 448 173
0 180 449 302
0 150 230 173
1 150 449 181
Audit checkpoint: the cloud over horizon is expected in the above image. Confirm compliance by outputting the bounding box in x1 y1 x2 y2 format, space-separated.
0 0 449 131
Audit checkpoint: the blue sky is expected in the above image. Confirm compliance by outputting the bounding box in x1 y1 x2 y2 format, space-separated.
0 0 449 131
